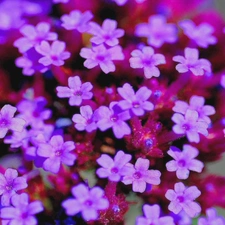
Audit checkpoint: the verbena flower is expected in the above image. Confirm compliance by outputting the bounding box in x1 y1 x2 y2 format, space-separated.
0 104 26 139
173 47 211 76
179 19 217 48
80 44 124 74
88 19 124 46
122 158 161 193
56 75 93 106
37 135 76 174
198 208 225 225
96 150 132 182
0 193 43 225
72 105 97 132
0 168 28 206
62 184 109 221
117 83 154 116
136 204 175 225
135 14 177 47
165 182 201 218
166 145 204 179
35 40 71 66
129 46 166 79
61 10 93 32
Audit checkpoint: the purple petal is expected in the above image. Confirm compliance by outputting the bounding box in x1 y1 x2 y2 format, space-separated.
82 208 98 221
143 204 160 219
132 180 146 193
71 184 89 200
176 168 190 179
97 154 114 168
5 168 18 181
135 158 149 171
43 157 61 174
188 159 204 173
112 121 131 139
182 201 201 218
10 118 25 132
27 201 44 215
13 177 28 191
135 87 151 101
37 143 53 157
62 199 81 215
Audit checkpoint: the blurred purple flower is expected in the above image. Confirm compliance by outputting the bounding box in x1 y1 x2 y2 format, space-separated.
53 0 69 3
198 208 225 225
113 0 127 5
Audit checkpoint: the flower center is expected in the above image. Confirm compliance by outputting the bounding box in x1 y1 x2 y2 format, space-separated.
182 123 190 131
133 171 142 179
111 167 119 174
55 150 62 157
0 118 9 128
85 200 93 206
178 159 186 167
5 184 13 191
177 195 185 203
110 115 118 122
132 102 140 108
75 90 82 96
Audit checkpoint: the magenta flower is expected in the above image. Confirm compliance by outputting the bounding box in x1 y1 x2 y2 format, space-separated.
173 95 216 124
14 22 58 53
129 46 166 79
135 15 177 48
179 20 217 48
165 182 201 218
173 48 211 76
117 83 154 116
80 44 124 74
122 158 161 193
0 168 28 206
166 145 204 179
62 184 109 221
0 193 43 225
0 104 26 139
72 105 97 132
198 208 225 225
172 109 209 143
96 150 132 182
61 10 93 32
56 75 93 106
136 204 175 225
37 135 76 174
94 102 131 139
89 19 124 46
35 40 71 66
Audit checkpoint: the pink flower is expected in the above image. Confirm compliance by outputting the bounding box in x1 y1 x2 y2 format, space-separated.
35 40 71 66
122 158 161 193
129 46 166 79
198 208 225 225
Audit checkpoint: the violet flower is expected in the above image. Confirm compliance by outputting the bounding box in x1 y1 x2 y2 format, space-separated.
61 10 93 32
129 46 166 79
165 182 201 218
172 109 209 143
37 135 76 174
35 40 71 66
0 104 26 139
112 0 128 5
53 0 69 3
14 22 58 53
136 204 175 225
135 14 177 47
96 150 132 182
122 158 161 193
0 193 43 225
89 19 125 46
62 184 109 221
94 102 131 139
72 105 97 132
117 83 154 116
56 75 93 106
80 44 124 74
198 208 225 225
179 20 217 48
166 145 204 179
0 168 28 206
173 47 211 76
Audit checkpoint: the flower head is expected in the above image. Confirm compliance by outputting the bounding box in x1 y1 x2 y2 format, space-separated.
198 208 225 225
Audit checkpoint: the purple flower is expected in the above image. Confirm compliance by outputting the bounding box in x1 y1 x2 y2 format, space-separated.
135 15 177 48
61 10 93 32
37 135 76 174
173 95 216 124
80 44 124 74
56 75 93 106
0 168 28 206
0 193 43 225
166 145 204 179
0 104 26 139
129 46 166 79
53 0 69 3
221 74 225 88
172 109 209 143
165 182 201 218
35 40 71 66
198 208 225 225
96 150 132 182
112 0 128 5
122 158 161 193
62 184 109 221
14 22 58 53
72 105 97 132
94 102 131 139
173 48 211 76
136 204 175 225
117 83 154 116
88 19 124 46
179 20 217 48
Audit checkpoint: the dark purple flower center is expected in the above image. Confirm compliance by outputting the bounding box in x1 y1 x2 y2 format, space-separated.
55 150 62 157
111 167 119 174
110 114 118 122
178 159 186 167
85 200 93 206
5 183 13 191
132 102 140 108
75 90 82 96
51 55 59 61
182 123 190 131
133 171 142 179
177 195 185 203
0 118 9 128
96 54 105 62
